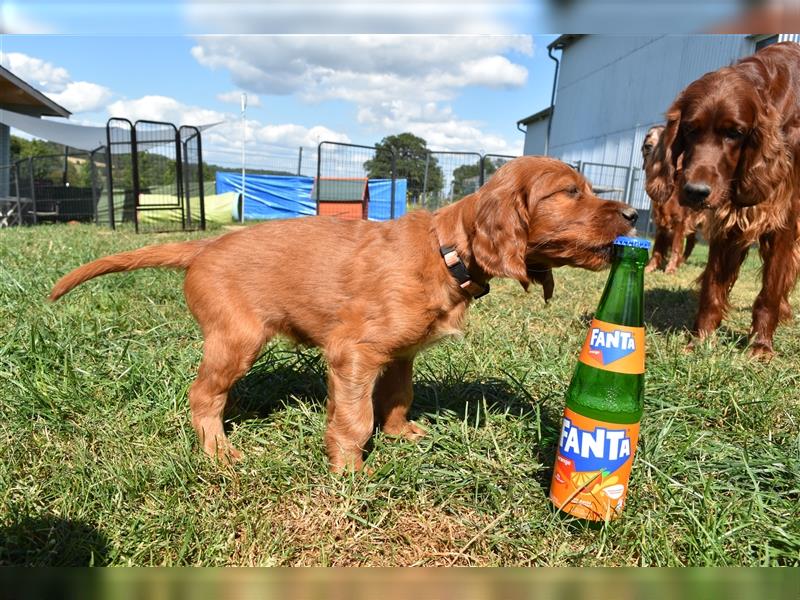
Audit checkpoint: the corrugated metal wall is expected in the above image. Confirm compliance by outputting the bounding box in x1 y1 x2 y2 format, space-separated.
530 35 762 216
523 119 548 156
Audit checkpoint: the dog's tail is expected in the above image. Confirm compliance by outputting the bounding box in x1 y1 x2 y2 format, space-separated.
49 238 213 301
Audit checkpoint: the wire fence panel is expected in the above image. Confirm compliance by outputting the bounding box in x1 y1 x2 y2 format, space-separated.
0 163 21 227
420 151 482 211
317 141 398 221
180 126 206 231
106 117 136 229
482 154 518 184
133 120 184 233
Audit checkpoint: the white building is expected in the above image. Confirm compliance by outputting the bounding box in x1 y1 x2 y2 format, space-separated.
517 34 798 230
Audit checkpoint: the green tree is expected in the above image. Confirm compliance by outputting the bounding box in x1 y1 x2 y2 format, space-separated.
363 132 443 203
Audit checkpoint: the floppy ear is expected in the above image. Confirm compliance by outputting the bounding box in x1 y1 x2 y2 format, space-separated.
471 184 531 288
735 103 791 206
645 107 683 203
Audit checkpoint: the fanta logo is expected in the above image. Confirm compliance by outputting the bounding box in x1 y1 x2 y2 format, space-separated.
588 327 636 365
559 417 631 473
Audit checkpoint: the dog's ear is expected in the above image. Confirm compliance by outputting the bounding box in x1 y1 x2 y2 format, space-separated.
646 108 683 203
472 182 531 288
527 262 554 303
735 103 791 206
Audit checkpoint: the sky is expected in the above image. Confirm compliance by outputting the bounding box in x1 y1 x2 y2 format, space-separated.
0 2 567 169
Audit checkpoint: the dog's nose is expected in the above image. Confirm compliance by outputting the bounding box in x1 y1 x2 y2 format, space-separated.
620 206 638 225
683 182 711 206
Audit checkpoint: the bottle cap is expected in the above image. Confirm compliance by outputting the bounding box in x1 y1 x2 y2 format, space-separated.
613 236 651 250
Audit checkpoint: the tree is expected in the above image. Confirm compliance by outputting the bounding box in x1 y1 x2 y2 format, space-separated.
363 132 443 203
451 157 505 198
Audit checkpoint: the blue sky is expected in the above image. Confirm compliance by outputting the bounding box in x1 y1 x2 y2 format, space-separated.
0 2 561 167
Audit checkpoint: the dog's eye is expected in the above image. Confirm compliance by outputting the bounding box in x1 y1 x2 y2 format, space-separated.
724 128 744 141
565 186 580 198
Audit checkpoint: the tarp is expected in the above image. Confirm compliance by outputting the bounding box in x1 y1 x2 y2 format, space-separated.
216 173 315 221
0 109 222 152
216 172 407 222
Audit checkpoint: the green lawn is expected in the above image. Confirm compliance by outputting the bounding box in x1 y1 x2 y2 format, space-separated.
1 223 798 566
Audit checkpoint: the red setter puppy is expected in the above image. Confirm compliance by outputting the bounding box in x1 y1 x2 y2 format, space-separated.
650 41 800 356
643 124 705 274
50 157 638 471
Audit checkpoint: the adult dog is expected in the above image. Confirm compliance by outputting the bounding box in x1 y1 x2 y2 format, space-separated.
648 41 800 356
50 157 638 470
642 125 704 274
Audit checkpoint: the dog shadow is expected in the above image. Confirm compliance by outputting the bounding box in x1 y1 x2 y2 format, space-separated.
226 348 563 488
0 514 109 566
644 287 698 333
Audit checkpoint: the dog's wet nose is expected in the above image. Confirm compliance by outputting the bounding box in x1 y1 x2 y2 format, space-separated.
620 206 638 225
683 182 711 206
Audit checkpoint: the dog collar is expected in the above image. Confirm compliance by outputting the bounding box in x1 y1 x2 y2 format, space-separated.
439 245 490 299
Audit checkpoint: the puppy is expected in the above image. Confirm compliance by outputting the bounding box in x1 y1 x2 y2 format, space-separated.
50 157 638 471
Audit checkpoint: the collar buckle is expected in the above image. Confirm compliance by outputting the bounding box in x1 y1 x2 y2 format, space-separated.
439 245 490 300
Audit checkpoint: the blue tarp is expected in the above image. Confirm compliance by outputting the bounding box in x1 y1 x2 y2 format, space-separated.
216 172 406 222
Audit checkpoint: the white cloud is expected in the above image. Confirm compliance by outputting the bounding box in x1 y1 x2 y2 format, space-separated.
0 51 114 114
190 35 530 156
191 35 532 100
106 94 351 167
45 81 113 114
217 90 261 107
183 0 528 34
107 95 228 127
0 51 70 91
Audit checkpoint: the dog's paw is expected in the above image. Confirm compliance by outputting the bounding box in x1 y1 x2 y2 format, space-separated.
749 343 775 361
383 420 427 441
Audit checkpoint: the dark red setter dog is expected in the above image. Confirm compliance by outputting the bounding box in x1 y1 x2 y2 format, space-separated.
649 41 800 356
642 125 704 274
50 157 637 471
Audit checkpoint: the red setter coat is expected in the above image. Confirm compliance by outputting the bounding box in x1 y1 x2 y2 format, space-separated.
642 125 705 274
648 41 800 357
50 157 637 471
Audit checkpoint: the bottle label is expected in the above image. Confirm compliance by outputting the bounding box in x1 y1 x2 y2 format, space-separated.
578 318 645 374
549 407 640 521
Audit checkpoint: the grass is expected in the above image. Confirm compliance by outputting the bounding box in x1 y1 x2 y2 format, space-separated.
0 222 798 566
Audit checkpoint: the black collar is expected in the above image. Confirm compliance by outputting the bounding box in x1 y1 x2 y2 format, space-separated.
439 245 490 299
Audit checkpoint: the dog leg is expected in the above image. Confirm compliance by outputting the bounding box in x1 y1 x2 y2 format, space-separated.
665 221 686 274
324 345 385 472
750 228 798 357
189 325 268 462
693 238 749 343
374 358 426 441
646 227 670 273
683 232 697 262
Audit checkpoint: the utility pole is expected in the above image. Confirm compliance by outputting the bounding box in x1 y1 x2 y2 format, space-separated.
240 92 247 223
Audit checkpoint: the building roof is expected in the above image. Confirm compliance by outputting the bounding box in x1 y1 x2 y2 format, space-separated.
0 64 71 118
547 34 584 51
517 106 552 127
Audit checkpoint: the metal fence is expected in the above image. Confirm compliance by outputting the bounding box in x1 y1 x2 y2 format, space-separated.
1 118 206 233
315 142 524 216
574 160 651 236
316 141 396 220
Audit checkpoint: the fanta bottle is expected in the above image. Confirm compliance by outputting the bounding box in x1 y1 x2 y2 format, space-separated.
549 235 650 522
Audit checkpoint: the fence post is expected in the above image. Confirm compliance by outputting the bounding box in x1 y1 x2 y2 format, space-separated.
297 147 303 176
422 152 430 208
315 142 322 215
479 155 485 187
89 149 99 225
29 157 37 225
390 148 396 220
